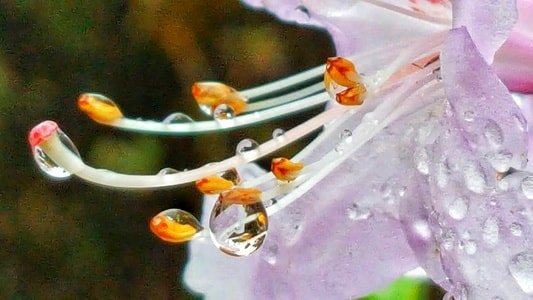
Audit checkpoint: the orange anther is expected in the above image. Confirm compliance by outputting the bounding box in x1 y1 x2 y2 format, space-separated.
271 157 304 181
78 93 123 123
149 209 203 243
336 83 367 106
325 57 359 88
195 175 235 194
219 188 262 205
191 82 247 115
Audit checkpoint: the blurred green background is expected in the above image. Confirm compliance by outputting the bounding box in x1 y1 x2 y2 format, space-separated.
0 1 445 299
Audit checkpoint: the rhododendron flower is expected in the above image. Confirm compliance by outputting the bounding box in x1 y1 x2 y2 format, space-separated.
28 0 533 299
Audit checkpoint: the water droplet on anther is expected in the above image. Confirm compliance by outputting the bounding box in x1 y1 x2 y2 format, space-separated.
272 128 285 139
150 209 204 243
162 112 194 124
209 188 268 256
236 138 259 155
213 104 236 120
509 250 533 295
32 129 80 179
346 204 371 221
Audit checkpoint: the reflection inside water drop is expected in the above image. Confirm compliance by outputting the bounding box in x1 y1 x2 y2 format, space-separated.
32 129 80 179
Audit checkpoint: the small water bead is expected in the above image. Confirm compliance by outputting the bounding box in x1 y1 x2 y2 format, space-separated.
440 229 457 251
236 138 259 155
482 217 500 246
509 250 533 295
272 128 285 139
483 119 504 147
509 222 523 237
448 197 469 220
486 150 513 173
191 81 247 116
262 244 278 265
157 167 179 175
78 93 123 123
463 163 486 194
150 209 204 243
162 112 194 124
413 147 429 175
463 110 475 122
521 176 533 199
345 204 372 221
209 188 268 257
339 129 353 144
463 240 477 255
213 104 236 120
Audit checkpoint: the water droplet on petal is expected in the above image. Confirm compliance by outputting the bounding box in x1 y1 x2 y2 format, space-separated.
463 111 475 122
162 112 194 124
486 150 513 172
346 204 371 221
157 168 179 175
448 197 469 220
509 250 533 295
482 217 500 246
513 113 527 132
509 222 523 237
339 129 353 144
150 209 204 243
443 283 468 300
484 119 504 147
32 129 80 179
209 188 268 256
236 138 259 155
213 104 236 120
262 244 278 265
463 163 486 194
272 128 285 139
463 240 477 255
521 176 533 199
414 147 429 175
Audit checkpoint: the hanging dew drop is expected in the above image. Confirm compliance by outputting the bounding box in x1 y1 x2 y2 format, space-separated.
32 129 80 179
157 168 179 175
209 188 268 256
236 138 259 155
213 104 236 120
162 112 194 124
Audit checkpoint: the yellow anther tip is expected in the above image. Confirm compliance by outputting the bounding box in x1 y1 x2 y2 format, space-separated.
149 215 198 243
78 93 123 123
271 157 304 182
196 175 235 195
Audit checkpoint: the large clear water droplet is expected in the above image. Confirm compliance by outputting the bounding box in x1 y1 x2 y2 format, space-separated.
482 217 500 246
162 112 194 124
521 176 533 199
236 138 259 155
509 250 533 295
32 129 80 179
209 192 268 256
448 197 469 220
213 104 236 120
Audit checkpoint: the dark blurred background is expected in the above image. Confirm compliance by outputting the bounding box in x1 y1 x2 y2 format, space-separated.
0 1 334 298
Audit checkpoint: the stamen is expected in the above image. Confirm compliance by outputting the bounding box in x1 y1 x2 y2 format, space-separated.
195 175 235 195
149 208 204 243
192 82 248 116
271 157 304 182
78 93 124 123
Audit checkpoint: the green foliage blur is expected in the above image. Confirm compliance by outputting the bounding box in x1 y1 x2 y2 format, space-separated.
0 1 445 299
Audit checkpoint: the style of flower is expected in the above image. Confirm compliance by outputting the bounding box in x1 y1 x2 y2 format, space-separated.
28 0 533 299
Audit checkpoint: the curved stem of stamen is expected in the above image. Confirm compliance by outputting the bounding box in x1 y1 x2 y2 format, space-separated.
109 91 328 135
359 0 452 26
40 105 349 189
245 82 324 111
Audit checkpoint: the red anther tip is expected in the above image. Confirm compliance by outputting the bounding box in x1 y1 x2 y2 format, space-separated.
28 120 59 148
